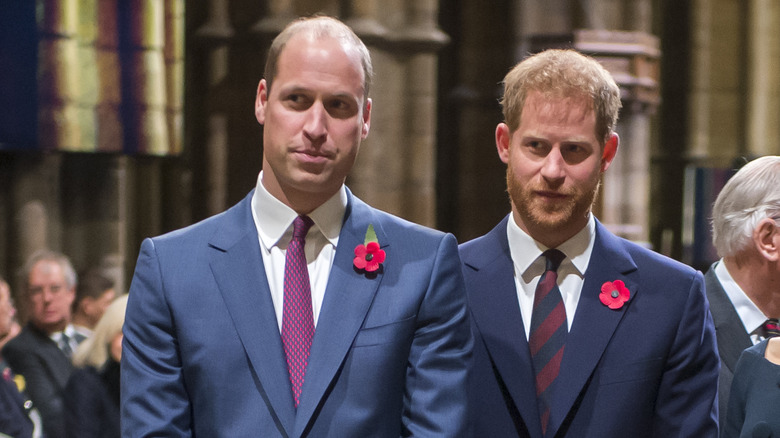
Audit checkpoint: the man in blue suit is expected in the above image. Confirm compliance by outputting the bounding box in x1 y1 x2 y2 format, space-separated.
460 49 719 437
121 16 471 437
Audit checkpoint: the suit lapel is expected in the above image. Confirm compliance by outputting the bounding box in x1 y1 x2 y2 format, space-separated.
26 326 74 389
293 193 385 437
463 216 543 437
209 192 295 437
704 265 751 373
547 221 639 437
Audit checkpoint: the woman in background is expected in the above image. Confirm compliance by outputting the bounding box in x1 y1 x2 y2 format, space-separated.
724 335 780 437
64 294 127 438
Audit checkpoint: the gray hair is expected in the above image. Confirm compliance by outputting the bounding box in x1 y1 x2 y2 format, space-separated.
712 156 780 257
20 249 77 292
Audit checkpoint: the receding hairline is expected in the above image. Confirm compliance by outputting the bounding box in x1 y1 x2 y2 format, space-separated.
264 16 373 99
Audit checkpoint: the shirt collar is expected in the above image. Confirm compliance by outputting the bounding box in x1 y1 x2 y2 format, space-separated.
251 171 347 250
714 259 767 334
49 324 76 343
507 213 596 280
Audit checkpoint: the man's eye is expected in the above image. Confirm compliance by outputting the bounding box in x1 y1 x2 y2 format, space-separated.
326 99 358 118
561 144 590 164
525 141 549 156
285 94 310 108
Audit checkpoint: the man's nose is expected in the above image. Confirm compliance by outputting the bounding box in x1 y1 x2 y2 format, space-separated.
303 102 328 141
540 147 566 180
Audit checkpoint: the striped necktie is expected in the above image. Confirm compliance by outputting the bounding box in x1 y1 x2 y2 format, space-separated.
755 318 780 340
528 249 567 435
59 332 73 358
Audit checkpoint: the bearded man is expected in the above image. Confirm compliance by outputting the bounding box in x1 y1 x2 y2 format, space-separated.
459 49 719 438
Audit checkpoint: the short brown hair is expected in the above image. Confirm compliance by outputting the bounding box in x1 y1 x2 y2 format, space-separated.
263 16 373 102
500 49 621 145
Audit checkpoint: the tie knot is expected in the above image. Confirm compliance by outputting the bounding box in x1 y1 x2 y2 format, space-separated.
542 249 566 273
752 318 780 340
764 318 780 338
292 215 314 241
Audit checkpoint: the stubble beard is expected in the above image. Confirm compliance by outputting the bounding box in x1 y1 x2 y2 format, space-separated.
506 166 600 235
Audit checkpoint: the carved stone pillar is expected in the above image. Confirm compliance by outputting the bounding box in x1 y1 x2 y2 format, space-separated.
37 0 83 150
688 0 743 163
194 0 234 217
746 0 780 156
165 0 185 155
345 0 448 227
443 0 515 240
125 0 170 155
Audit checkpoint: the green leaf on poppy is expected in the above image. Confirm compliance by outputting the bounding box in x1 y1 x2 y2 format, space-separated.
364 224 378 245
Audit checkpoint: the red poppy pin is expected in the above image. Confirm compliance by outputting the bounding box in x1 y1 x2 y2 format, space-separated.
354 224 385 273
600 280 630 310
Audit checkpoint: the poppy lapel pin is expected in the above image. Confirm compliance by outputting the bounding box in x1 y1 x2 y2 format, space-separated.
600 280 630 310
353 224 386 274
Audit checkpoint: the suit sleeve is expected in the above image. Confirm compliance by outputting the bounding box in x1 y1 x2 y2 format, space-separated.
401 233 473 437
653 271 720 437
121 238 193 437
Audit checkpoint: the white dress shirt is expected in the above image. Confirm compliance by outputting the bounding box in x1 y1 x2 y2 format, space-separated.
250 171 346 331
506 214 596 339
714 259 768 344
49 323 80 354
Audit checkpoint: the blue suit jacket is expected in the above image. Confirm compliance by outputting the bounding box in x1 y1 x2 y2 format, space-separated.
121 190 472 437
460 216 719 438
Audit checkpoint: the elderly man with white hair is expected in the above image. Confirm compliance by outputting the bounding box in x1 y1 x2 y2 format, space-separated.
705 155 780 430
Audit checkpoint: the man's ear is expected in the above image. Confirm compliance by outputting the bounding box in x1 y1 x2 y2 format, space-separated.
255 79 268 125
600 132 619 172
754 217 780 262
496 123 511 164
361 98 372 139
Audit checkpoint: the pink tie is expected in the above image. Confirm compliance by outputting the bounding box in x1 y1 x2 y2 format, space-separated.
281 215 315 408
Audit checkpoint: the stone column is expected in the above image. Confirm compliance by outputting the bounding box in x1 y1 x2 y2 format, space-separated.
125 0 169 155
165 0 185 155
688 0 744 163
347 0 447 227
746 0 780 156
37 0 83 150
194 0 234 217
94 0 124 152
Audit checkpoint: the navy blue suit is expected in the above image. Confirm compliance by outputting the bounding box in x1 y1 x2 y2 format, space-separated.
64 361 120 438
0 361 33 438
121 189 472 437
461 216 719 437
